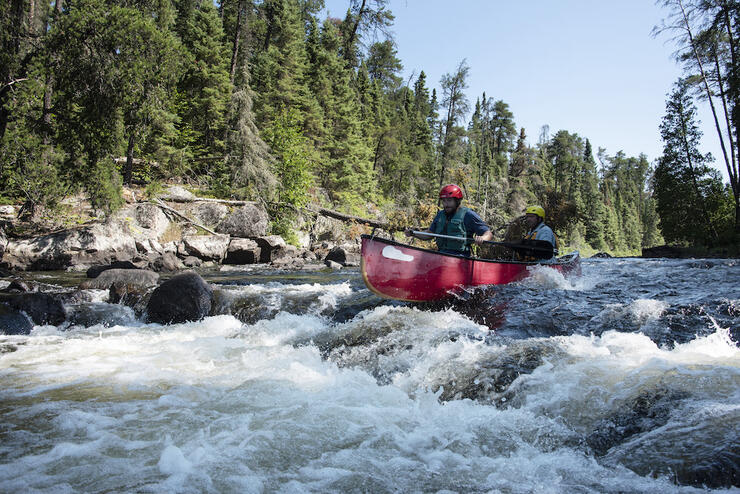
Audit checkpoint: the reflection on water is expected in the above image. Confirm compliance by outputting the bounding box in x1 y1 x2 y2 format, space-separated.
0 258 739 492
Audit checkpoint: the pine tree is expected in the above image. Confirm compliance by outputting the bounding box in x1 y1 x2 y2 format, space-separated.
654 79 723 245
175 0 232 159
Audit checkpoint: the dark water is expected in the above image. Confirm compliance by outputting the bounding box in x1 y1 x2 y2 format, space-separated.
0 258 738 493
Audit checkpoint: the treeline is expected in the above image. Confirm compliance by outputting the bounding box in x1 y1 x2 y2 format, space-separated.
1 0 737 254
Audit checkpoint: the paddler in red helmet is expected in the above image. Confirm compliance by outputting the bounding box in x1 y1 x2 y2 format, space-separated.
405 184 493 256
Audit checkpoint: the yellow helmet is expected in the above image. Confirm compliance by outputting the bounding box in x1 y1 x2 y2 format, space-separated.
525 205 545 219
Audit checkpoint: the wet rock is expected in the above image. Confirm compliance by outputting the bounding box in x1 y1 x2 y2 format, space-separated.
87 261 140 279
444 340 565 404
146 272 213 324
0 292 66 325
254 235 288 263
181 234 230 262
586 388 688 456
80 269 159 291
66 302 137 328
1 280 33 293
591 252 612 258
0 305 33 335
108 280 153 308
224 238 261 264
182 256 202 268
216 203 269 237
150 252 185 272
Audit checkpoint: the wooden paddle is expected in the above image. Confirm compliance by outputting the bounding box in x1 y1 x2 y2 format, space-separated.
409 231 555 259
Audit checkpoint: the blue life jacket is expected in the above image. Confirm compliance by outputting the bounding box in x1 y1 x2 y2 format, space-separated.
433 207 470 252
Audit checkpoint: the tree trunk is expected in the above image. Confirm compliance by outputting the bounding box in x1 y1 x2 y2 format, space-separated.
344 0 367 63
229 0 243 85
124 133 136 185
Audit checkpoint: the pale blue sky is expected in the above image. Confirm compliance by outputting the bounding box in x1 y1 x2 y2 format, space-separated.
323 0 730 181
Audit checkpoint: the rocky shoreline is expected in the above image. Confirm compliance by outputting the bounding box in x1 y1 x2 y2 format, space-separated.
0 186 369 334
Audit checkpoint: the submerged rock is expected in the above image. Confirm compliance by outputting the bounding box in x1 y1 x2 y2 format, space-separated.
80 268 159 291
146 272 213 324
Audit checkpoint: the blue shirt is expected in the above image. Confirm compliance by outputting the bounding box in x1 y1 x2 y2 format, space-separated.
429 208 490 255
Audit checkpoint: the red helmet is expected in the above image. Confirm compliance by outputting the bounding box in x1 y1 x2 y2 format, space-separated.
439 184 463 199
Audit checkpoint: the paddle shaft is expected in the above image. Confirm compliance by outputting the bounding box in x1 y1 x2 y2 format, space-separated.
410 230 554 254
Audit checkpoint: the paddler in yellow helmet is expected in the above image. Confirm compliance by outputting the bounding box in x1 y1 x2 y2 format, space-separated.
521 205 558 261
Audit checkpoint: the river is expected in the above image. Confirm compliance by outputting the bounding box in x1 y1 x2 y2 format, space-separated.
0 258 738 493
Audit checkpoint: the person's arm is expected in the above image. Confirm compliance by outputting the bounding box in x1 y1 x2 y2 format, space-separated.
405 228 434 241
465 211 493 245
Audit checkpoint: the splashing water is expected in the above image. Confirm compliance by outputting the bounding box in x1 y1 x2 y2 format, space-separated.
1 258 739 493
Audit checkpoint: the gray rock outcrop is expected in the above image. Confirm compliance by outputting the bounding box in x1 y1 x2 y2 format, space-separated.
181 234 230 262
2 220 137 271
216 203 269 237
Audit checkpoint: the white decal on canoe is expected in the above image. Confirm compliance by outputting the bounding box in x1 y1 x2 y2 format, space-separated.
382 245 414 262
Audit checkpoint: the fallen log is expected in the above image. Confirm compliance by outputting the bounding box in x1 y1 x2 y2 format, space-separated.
153 199 218 235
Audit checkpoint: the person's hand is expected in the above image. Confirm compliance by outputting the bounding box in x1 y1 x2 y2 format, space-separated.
404 228 413 238
474 234 484 245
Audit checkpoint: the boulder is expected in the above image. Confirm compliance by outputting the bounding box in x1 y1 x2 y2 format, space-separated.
254 235 287 263
87 261 140 279
135 238 164 255
146 272 213 324
1 220 137 271
591 252 613 258
80 269 159 291
181 234 230 262
216 203 269 237
224 238 261 265
311 215 345 242
160 185 195 202
192 203 229 228
182 256 202 268
131 203 169 240
150 252 185 272
324 245 360 267
325 260 343 270
1 280 33 293
1 292 66 325
108 280 152 306
0 305 33 335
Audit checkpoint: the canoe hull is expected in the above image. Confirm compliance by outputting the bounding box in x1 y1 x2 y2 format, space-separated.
360 235 580 302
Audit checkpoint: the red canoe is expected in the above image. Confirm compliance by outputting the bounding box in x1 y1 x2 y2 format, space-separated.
360 234 581 302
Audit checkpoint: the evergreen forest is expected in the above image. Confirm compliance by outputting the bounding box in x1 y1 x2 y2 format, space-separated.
1 0 738 255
